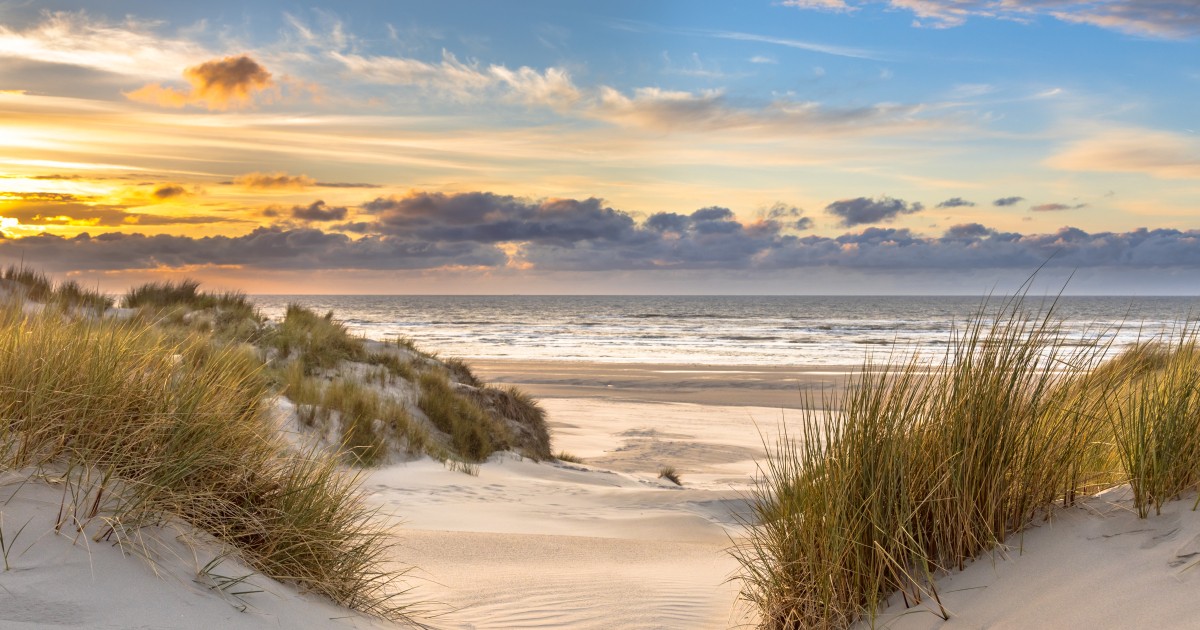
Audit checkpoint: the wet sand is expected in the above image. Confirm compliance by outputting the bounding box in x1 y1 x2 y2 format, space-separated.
470 359 855 409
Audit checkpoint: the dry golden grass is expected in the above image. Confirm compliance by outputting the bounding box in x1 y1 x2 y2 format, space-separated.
0 300 411 621
734 295 1200 629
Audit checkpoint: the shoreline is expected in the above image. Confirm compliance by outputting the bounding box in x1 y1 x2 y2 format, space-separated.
470 359 856 409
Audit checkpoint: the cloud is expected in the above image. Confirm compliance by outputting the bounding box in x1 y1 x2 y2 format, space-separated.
5 219 1200 277
707 30 880 60
126 55 274 111
331 45 925 137
1031 202 1087 212
765 203 815 231
944 222 994 239
314 181 382 189
937 197 976 208
151 184 187 200
1047 129 1200 179
0 191 94 203
782 1 1200 38
589 85 929 135
290 200 348 222
331 50 580 109
0 11 211 80
993 196 1025 207
361 192 639 246
233 172 317 190
3 190 1200 275
781 0 856 11
0 196 240 227
0 227 505 272
826 196 924 226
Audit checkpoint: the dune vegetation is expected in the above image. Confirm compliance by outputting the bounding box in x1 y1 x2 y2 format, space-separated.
0 267 554 623
733 294 1200 629
0 298 408 620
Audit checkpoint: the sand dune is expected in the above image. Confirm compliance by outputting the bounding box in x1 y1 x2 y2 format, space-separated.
859 486 1200 629
0 470 395 630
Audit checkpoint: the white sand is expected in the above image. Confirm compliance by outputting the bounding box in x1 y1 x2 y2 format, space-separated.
857 486 1200 630
371 399 794 629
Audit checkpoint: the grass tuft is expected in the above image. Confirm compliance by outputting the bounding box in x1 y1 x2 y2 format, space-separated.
268 304 366 374
658 465 682 486
556 451 584 464
417 371 497 462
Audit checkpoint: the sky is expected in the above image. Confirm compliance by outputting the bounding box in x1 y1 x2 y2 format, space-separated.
0 0 1197 294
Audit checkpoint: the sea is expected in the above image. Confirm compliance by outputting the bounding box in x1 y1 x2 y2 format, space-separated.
250 295 1200 367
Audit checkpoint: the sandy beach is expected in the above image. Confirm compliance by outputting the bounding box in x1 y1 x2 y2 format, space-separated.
368 362 826 628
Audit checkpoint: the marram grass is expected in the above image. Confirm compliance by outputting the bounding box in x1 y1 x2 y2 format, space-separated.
0 300 412 622
734 295 1200 629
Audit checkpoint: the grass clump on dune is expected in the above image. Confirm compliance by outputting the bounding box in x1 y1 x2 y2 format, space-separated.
464 384 551 461
0 301 410 621
658 465 682 486
270 304 366 374
123 279 261 343
2 265 112 312
418 371 502 462
123 279 254 317
732 293 1200 629
1105 334 1200 517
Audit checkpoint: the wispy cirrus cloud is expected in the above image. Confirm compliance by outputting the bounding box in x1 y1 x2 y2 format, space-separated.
0 11 211 79
331 50 581 109
705 30 882 60
331 45 937 137
783 1 1200 38
1047 128 1200 179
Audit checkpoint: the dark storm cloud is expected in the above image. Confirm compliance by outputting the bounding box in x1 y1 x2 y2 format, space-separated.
3 190 1200 275
825 196 924 227
993 196 1025 207
362 192 640 246
290 200 348 222
937 197 976 208
0 227 505 273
